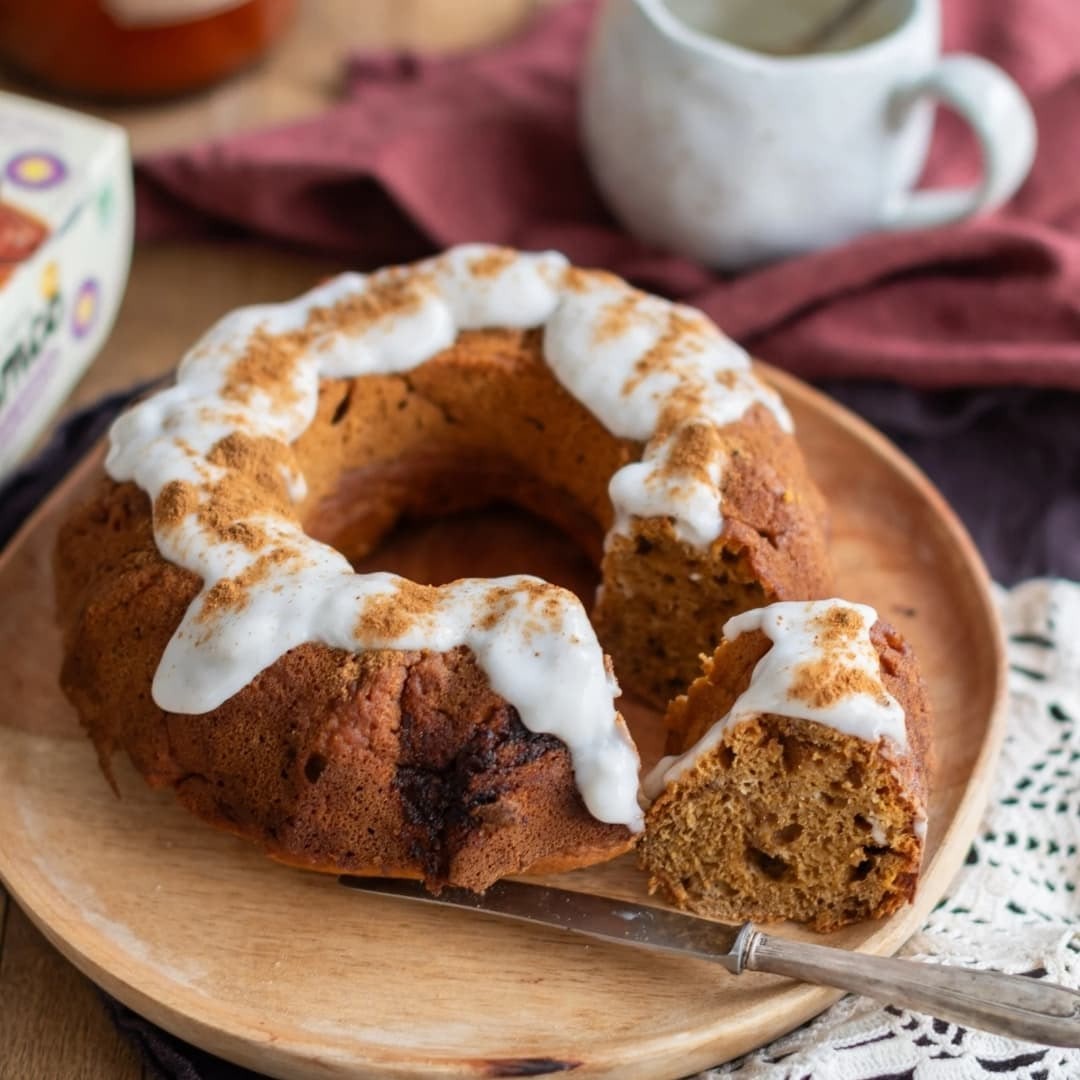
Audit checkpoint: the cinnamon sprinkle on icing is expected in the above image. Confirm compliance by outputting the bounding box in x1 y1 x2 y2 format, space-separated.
469 247 517 279
200 547 302 619
221 327 306 410
623 309 710 397
644 600 906 800
309 274 428 339
196 476 284 545
788 663 890 710
561 266 621 294
787 606 892 709
811 604 862 647
595 293 641 343
475 585 520 632
358 581 441 640
654 421 720 486
206 432 294 488
154 480 198 530
105 243 796 833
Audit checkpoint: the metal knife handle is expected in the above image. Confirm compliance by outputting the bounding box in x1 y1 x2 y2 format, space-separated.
743 930 1080 1047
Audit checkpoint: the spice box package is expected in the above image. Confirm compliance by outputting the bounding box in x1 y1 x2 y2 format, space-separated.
0 91 132 480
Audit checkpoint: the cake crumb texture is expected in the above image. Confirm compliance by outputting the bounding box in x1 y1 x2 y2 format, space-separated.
641 621 932 931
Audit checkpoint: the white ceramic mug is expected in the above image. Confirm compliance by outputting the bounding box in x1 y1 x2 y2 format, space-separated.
581 0 1037 270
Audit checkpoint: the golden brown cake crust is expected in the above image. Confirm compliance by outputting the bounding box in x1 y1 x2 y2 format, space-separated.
594 402 833 708
55 308 830 892
56 473 634 890
641 619 933 931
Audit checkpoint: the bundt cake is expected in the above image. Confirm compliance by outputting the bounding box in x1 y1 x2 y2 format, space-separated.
640 599 932 931
55 244 832 893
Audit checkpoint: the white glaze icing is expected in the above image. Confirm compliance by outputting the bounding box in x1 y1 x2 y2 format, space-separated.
544 276 790 547
106 245 790 832
643 599 907 800
607 420 724 547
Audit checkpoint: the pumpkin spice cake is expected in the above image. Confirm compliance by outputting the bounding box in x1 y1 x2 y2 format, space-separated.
55 244 843 894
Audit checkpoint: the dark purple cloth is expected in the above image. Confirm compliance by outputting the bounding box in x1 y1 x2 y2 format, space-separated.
823 381 1080 583
2 383 1078 1079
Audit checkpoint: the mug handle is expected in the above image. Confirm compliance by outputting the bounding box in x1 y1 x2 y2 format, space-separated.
884 54 1037 231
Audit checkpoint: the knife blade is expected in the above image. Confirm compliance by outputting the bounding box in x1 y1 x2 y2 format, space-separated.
339 875 1080 1047
339 874 751 971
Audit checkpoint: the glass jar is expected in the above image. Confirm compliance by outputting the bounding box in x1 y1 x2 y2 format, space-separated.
0 0 296 101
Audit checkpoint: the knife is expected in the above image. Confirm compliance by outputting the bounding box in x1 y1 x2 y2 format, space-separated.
339 876 1080 1047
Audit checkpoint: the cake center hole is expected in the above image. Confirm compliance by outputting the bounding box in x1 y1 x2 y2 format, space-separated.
303 455 667 761
350 500 668 763
349 502 601 609
303 450 605 604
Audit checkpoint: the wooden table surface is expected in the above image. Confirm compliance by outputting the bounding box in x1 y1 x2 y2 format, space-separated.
0 4 547 1076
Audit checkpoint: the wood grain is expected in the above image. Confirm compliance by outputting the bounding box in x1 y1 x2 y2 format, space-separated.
0 367 1006 1080
0 904 144 1080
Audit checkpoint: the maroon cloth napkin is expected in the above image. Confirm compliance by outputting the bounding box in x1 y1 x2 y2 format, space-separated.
136 0 1080 389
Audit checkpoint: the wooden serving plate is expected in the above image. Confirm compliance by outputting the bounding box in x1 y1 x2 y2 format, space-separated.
0 367 1006 1080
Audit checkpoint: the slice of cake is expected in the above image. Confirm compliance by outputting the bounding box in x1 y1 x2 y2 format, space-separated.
640 599 932 931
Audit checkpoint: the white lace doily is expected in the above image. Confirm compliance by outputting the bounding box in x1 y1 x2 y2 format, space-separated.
699 579 1080 1080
